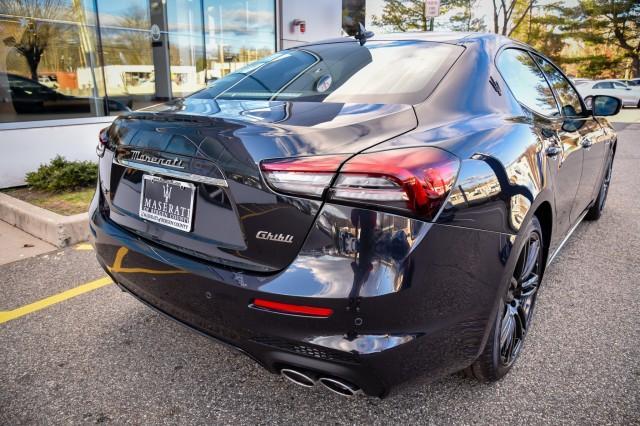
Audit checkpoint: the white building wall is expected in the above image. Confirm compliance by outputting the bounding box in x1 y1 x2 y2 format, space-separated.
280 0 344 49
0 118 114 188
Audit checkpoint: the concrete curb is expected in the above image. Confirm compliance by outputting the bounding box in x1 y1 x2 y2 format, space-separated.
0 192 89 248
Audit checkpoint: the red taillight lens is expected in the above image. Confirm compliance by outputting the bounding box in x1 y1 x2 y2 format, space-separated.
96 127 110 157
252 298 333 317
260 147 459 221
260 154 349 198
329 147 459 220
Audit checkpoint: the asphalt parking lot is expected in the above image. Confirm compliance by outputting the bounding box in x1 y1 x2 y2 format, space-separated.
1 123 639 425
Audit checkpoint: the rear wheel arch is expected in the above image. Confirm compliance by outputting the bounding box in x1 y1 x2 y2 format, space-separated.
465 215 544 381
532 201 552 268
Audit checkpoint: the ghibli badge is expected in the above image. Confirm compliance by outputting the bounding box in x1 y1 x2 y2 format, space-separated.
256 231 294 244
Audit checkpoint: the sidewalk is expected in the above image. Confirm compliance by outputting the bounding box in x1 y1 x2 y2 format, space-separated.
0 220 55 266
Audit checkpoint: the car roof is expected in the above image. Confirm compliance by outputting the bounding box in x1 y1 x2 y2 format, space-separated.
303 32 513 47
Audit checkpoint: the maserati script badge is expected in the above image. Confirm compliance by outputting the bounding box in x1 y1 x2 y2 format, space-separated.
130 150 184 169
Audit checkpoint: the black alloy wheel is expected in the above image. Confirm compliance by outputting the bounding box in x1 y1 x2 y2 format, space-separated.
465 217 544 381
499 230 542 367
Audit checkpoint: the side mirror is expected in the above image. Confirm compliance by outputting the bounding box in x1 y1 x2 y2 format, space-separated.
587 95 622 117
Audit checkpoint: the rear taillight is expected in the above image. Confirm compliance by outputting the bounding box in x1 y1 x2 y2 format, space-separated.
260 147 459 220
96 127 109 157
330 147 459 219
252 298 333 317
260 154 349 198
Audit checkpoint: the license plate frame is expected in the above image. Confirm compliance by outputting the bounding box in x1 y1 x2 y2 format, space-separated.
139 175 195 232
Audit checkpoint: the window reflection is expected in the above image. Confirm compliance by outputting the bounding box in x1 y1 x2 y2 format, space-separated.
0 1 106 122
497 49 559 117
194 41 463 105
166 0 205 97
0 0 276 123
532 54 584 117
203 0 276 80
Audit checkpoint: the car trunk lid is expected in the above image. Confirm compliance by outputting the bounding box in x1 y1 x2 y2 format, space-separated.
104 99 416 272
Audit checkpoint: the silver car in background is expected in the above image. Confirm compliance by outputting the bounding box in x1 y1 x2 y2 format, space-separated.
576 79 640 107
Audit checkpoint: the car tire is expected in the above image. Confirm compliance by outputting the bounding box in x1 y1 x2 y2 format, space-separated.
585 152 613 221
464 216 543 382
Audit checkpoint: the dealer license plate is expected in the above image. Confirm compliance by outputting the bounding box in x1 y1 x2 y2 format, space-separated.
139 175 195 232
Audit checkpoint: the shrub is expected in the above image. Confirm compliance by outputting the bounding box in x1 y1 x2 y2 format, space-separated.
26 156 98 192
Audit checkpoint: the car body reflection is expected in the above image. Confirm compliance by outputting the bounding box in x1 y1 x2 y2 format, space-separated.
257 204 424 298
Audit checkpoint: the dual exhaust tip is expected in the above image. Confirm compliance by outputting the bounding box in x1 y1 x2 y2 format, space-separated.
280 368 361 397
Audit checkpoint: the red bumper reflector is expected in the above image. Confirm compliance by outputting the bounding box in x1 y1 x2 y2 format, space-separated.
252 298 333 317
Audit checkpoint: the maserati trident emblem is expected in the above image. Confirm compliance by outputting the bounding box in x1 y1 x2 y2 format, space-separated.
163 183 172 203
256 231 294 244
130 150 185 169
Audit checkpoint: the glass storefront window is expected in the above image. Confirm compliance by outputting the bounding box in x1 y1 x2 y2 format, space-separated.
0 0 106 123
203 0 276 80
167 0 206 97
0 0 277 124
96 0 157 110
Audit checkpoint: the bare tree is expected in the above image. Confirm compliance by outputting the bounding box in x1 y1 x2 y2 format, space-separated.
107 6 151 65
0 0 67 80
492 0 537 36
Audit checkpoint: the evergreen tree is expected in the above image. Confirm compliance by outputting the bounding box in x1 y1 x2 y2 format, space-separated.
569 0 639 77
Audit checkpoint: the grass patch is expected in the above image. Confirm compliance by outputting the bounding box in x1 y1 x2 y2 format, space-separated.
4 187 95 216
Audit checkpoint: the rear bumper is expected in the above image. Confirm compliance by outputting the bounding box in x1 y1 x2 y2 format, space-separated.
91 194 514 397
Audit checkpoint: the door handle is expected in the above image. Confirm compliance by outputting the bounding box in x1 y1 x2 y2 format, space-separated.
581 137 593 149
545 145 562 157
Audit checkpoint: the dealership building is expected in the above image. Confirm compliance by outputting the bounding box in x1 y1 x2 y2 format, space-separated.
0 0 367 187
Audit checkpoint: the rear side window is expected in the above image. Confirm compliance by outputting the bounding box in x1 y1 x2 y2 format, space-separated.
497 49 559 116
594 82 613 89
191 41 464 105
532 54 584 117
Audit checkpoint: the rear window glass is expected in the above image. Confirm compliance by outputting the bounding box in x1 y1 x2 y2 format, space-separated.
190 41 464 105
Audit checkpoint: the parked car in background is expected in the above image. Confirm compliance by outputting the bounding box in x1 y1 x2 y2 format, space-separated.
623 78 640 87
576 79 640 107
0 73 131 118
572 78 593 86
37 74 59 90
91 33 620 398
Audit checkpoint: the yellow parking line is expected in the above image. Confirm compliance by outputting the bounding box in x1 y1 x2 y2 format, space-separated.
0 277 112 325
75 243 94 251
108 247 187 275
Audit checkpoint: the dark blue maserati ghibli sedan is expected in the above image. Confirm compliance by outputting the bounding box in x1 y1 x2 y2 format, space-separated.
90 32 620 397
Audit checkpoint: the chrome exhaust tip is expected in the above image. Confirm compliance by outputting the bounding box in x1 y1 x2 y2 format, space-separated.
280 368 316 388
318 377 361 397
